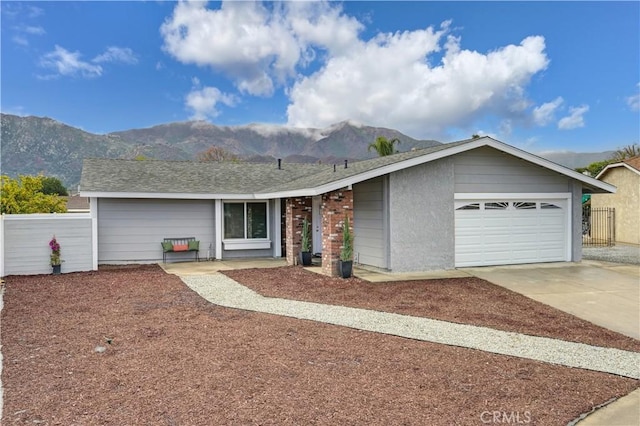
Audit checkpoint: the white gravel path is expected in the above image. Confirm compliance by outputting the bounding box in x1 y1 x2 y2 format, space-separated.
181 273 640 380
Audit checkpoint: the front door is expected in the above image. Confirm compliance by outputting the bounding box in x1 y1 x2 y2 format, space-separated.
312 196 322 255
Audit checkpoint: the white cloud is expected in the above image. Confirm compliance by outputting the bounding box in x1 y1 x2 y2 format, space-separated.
24 25 45 35
93 46 138 64
39 45 103 79
285 1 363 56
532 97 564 126
161 1 552 137
39 45 138 79
10 23 45 46
162 1 296 96
627 83 640 112
558 105 589 130
287 32 549 137
12 35 28 46
185 85 238 120
160 0 361 97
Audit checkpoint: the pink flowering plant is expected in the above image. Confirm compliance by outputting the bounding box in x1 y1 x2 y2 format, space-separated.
49 236 62 266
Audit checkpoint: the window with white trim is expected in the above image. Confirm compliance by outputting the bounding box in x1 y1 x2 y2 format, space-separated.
223 202 268 239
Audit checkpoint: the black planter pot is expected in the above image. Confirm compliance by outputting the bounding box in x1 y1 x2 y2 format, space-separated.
299 251 312 266
52 264 61 275
338 260 353 278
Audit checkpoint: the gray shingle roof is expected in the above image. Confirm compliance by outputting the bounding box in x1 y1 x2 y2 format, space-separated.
80 158 326 194
80 140 475 196
262 140 471 193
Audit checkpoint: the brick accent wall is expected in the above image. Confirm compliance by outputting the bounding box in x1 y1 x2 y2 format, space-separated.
285 197 312 265
321 189 354 276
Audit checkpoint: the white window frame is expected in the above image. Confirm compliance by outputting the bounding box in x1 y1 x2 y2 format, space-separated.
222 200 271 250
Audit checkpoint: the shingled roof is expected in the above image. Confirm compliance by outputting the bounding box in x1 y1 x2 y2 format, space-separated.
80 158 325 195
80 137 615 198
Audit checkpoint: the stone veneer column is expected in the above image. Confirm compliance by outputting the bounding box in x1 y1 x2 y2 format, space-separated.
285 197 312 265
321 189 354 276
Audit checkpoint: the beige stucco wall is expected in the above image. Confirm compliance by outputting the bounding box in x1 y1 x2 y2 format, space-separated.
591 167 640 245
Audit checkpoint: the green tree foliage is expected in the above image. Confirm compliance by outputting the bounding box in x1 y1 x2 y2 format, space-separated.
576 143 639 177
196 146 241 162
0 175 67 214
40 176 69 196
340 216 353 261
367 136 400 157
575 161 612 177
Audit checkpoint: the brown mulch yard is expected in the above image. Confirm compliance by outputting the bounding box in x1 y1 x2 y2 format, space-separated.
2 265 638 425
224 266 640 352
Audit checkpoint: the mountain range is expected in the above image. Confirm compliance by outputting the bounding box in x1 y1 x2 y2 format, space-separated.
1 113 613 191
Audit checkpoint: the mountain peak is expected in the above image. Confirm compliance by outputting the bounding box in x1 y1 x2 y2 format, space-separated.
1 113 441 190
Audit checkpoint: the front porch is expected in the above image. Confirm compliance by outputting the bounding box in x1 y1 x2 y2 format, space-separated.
284 189 354 277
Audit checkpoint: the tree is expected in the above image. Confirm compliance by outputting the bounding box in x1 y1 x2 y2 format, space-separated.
0 175 67 214
575 143 640 177
575 160 612 177
196 146 241 162
367 136 400 157
41 176 69 196
610 143 639 162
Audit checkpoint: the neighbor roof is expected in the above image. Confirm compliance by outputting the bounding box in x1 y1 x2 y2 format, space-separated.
596 156 640 179
80 137 615 199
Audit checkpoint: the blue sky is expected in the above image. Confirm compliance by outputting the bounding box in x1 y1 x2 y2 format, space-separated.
2 1 638 154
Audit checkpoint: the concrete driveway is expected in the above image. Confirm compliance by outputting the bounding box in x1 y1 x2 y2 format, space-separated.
464 260 640 426
464 260 640 340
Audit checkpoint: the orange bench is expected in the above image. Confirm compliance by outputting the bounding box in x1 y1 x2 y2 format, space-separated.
161 237 200 263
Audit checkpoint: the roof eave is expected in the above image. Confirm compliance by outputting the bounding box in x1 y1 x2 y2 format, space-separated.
595 162 640 180
259 137 617 197
80 191 257 200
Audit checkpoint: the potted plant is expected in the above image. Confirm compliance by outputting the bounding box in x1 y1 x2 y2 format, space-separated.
338 216 353 278
49 236 62 274
299 216 312 266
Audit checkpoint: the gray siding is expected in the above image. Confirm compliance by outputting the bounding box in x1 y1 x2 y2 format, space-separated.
389 158 455 271
3 214 93 275
353 177 387 268
98 199 214 263
454 147 570 193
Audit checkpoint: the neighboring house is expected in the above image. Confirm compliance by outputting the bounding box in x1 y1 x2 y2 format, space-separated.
80 137 614 276
64 195 90 213
591 156 640 245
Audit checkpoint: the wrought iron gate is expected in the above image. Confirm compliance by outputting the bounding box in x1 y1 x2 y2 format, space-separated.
582 206 615 247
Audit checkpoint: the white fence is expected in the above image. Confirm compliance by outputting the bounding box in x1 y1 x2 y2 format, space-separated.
0 213 97 277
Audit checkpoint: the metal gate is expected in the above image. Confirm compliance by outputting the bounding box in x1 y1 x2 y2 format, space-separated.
582 206 615 247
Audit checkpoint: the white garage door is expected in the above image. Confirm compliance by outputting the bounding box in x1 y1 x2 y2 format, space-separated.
455 199 568 267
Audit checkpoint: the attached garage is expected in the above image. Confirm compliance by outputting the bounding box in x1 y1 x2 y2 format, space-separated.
455 196 570 267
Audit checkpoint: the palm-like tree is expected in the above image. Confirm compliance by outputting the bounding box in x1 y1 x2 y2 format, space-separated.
368 136 400 157
611 144 639 161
